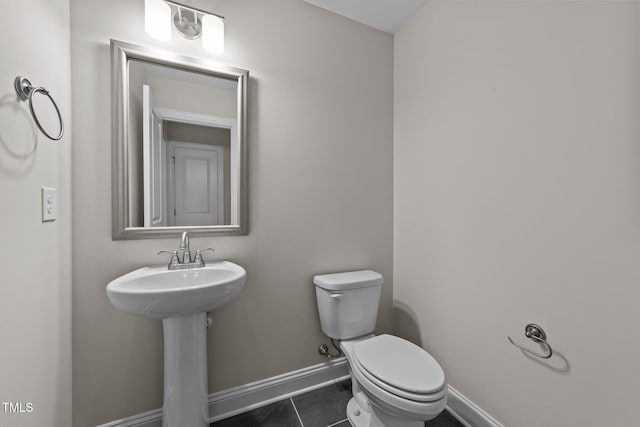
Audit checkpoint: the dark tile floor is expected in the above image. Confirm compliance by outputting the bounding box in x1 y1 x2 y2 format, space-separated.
211 379 464 427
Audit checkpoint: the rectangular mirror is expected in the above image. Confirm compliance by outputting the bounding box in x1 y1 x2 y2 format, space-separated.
111 40 248 239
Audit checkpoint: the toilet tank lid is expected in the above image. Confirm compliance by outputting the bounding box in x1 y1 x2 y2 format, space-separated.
313 270 383 291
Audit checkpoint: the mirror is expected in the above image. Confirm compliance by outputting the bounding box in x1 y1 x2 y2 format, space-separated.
111 40 248 239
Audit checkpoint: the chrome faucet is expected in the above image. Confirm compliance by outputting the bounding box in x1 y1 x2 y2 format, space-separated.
179 231 191 266
158 232 214 270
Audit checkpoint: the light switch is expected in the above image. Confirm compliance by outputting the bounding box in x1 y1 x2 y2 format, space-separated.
41 187 57 222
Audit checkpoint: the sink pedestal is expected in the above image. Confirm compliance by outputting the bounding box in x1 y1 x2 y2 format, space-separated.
106 261 246 427
162 312 209 427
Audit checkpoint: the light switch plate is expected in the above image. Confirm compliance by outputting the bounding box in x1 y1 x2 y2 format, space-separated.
41 187 57 222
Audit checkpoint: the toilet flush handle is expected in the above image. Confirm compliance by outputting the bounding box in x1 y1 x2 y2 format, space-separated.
330 293 343 299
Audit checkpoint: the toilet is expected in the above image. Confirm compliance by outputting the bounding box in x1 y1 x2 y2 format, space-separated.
314 270 447 427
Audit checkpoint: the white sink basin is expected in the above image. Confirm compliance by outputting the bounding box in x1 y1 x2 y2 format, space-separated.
106 261 246 319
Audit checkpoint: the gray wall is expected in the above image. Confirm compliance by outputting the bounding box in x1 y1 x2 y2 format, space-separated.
0 0 72 426
71 0 393 425
394 1 640 425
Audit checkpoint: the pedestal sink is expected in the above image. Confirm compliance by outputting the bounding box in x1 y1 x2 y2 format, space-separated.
107 261 246 427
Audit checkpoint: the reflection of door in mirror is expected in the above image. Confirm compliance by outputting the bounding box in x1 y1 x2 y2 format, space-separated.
131 60 237 227
143 85 165 227
169 141 225 226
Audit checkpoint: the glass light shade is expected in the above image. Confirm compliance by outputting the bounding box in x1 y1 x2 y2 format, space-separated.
145 0 172 41
202 15 224 54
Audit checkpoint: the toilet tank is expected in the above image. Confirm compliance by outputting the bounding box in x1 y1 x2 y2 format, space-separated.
313 270 383 340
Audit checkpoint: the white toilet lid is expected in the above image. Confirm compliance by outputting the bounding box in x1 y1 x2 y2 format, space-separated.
353 334 445 395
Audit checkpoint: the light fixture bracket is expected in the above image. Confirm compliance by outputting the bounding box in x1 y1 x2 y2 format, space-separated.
173 8 202 39
164 1 224 22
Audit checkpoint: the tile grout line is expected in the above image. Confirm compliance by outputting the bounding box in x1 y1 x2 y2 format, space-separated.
290 397 305 427
326 419 349 427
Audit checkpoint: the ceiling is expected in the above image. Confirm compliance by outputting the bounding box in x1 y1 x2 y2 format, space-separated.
301 0 426 34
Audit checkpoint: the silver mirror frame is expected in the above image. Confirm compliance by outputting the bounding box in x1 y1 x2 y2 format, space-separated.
111 39 248 240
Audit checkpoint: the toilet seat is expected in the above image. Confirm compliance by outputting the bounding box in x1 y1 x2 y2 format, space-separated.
351 335 446 402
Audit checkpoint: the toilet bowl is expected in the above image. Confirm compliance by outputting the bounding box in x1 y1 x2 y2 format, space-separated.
314 270 447 427
342 335 447 427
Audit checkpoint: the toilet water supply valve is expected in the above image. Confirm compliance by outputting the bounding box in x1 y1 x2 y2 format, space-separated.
318 338 343 359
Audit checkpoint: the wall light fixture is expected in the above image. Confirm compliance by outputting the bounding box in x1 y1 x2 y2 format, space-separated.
144 0 225 54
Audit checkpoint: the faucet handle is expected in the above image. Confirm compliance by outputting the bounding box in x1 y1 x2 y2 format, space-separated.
194 248 214 266
158 250 178 256
158 250 181 268
196 248 214 256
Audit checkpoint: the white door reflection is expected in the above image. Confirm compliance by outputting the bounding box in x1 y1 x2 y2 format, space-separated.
169 141 225 226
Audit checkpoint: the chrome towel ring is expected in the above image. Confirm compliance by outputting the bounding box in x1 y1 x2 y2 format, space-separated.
14 76 64 141
507 323 553 359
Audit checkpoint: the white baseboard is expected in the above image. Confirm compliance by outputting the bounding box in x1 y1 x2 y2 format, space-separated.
97 358 350 427
96 407 162 427
99 359 502 427
446 385 504 427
